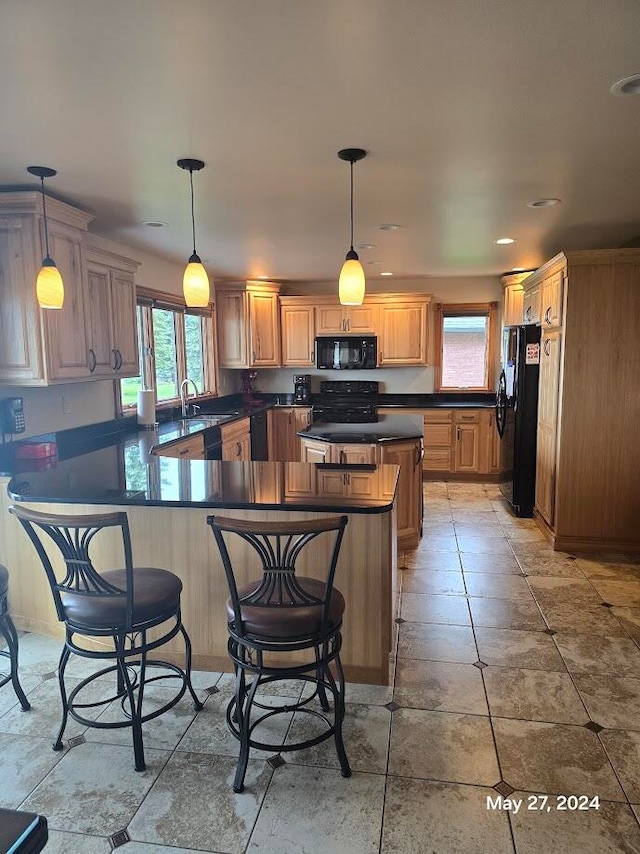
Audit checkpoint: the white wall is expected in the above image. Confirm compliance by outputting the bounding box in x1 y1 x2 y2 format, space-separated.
243 275 502 395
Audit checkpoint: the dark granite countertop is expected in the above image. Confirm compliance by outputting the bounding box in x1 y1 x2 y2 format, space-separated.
298 415 424 444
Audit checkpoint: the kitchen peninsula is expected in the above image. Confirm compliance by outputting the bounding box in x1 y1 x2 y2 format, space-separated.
0 429 399 686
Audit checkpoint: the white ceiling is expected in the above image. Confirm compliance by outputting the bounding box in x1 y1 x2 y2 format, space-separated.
1 0 639 282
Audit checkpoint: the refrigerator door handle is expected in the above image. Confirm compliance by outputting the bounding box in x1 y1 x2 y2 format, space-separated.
495 370 508 438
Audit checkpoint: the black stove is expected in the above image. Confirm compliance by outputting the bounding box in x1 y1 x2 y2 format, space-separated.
312 380 379 423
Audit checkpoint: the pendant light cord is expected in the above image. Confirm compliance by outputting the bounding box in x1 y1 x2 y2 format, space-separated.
189 169 197 256
349 160 354 251
40 176 51 258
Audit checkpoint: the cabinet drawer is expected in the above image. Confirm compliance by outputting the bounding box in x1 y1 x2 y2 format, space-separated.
424 448 453 471
454 410 481 424
220 417 251 443
423 409 453 424
424 423 452 446
152 434 205 459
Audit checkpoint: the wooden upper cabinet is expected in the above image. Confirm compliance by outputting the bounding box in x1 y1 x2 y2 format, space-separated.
315 303 377 334
86 246 139 379
280 304 315 367
0 193 94 385
500 271 530 327
216 282 281 368
541 270 563 328
523 279 541 325
378 300 429 365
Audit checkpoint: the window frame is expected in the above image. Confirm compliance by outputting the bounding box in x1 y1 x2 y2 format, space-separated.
116 287 218 415
433 302 498 393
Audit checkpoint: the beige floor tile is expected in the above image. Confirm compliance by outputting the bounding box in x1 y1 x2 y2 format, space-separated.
451 509 501 523
460 552 524 575
401 593 471 625
401 569 466 595
576 558 640 582
492 718 625 801
381 778 514 854
475 627 566 671
469 596 546 631
248 765 385 854
454 521 505 537
398 622 478 663
388 708 500 785
0 732 67 809
464 572 534 601
555 634 640 677
508 540 558 558
600 729 640 803
610 606 640 640
128 751 271 853
510 797 640 854
403 550 462 571
484 667 589 724
589 579 640 608
457 536 513 556
419 522 456 537
285 703 390 773
414 534 458 552
541 604 629 636
21 742 170 835
527 576 602 607
394 659 488 714
43 832 111 854
450 499 496 513
515 555 587 577
501 527 547 542
574 674 640 730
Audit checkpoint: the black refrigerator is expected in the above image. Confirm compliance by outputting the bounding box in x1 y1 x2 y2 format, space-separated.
496 325 541 516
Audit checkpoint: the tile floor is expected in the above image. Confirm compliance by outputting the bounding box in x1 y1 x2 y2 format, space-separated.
2 481 640 852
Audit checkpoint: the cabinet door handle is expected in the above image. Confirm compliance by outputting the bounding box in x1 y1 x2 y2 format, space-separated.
340 450 346 464
311 350 315 364
116 349 122 370
111 348 118 370
179 448 189 456
346 318 350 331
457 427 461 440
544 339 551 356
236 441 242 456
88 348 96 373
252 351 257 363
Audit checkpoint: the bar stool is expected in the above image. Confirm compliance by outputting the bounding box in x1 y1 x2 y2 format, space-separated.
208 514 350 793
9 506 203 771
0 564 31 711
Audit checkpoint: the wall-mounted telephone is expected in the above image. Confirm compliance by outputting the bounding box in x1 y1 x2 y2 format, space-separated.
1 397 26 436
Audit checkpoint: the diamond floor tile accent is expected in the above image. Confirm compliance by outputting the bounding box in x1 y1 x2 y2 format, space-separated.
385 700 400 712
493 780 515 797
584 721 605 734
473 660 488 669
108 829 130 848
267 753 286 769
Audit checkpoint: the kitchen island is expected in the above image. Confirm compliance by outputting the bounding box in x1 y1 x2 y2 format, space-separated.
298 414 424 549
1 435 399 685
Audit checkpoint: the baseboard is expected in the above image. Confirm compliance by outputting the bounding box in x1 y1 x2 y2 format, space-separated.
423 472 507 483
533 512 640 554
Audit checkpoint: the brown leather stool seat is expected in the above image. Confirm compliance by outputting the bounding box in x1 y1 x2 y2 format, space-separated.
226 577 345 639
0 565 8 597
62 568 182 629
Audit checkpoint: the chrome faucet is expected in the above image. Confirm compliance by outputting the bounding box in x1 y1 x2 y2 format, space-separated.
180 378 200 417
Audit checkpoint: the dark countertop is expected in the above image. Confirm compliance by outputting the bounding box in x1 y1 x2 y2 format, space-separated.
298 414 424 444
5 426 398 513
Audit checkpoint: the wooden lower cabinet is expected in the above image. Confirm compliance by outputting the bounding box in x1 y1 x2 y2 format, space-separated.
268 407 312 462
454 423 481 472
378 440 423 548
221 417 251 461
329 443 377 465
151 433 205 460
300 438 330 464
421 408 504 478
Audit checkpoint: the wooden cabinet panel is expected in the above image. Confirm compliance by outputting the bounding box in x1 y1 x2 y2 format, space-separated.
503 283 525 327
300 438 330 464
378 303 428 365
86 265 113 376
330 443 376 465
454 423 481 472
378 439 422 548
217 290 247 367
281 305 315 366
42 223 90 381
346 305 377 333
347 471 378 498
269 407 311 462
110 270 138 376
424 409 453 424
316 305 345 334
535 330 562 525
221 417 251 461
541 271 563 328
249 291 280 366
424 447 454 471
315 303 377 335
523 280 541 325
284 463 316 496
152 433 205 459
424 422 453 446
316 470 346 496
454 410 480 424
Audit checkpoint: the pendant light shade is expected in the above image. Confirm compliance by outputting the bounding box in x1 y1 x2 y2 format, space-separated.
177 158 210 307
337 148 367 306
27 166 64 309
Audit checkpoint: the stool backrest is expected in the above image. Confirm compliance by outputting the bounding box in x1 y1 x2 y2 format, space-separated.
207 514 348 638
8 506 135 628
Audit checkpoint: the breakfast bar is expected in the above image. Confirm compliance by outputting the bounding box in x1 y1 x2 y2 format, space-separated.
0 435 399 686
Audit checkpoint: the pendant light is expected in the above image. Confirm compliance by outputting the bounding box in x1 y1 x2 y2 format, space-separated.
27 166 64 309
177 158 210 307
338 148 367 306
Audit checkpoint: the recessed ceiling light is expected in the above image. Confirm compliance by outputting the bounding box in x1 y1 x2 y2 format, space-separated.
380 271 394 276
257 275 270 280
526 198 561 208
141 220 168 228
495 237 515 245
379 223 401 231
357 243 376 250
611 73 640 96
511 267 527 272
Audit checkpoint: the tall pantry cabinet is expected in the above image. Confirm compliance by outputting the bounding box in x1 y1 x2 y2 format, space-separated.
529 250 640 552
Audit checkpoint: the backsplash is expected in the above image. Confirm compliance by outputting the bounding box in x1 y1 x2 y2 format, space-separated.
233 366 437 396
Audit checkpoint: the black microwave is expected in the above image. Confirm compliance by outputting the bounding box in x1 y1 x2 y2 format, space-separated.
315 336 377 370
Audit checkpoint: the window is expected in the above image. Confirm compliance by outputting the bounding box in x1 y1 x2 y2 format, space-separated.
434 302 497 391
119 290 216 411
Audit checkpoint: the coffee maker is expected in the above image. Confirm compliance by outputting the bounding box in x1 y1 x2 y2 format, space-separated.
293 374 311 405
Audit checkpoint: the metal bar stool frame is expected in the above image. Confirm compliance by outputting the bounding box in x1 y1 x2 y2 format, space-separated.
0 566 31 711
9 505 203 771
208 514 351 793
